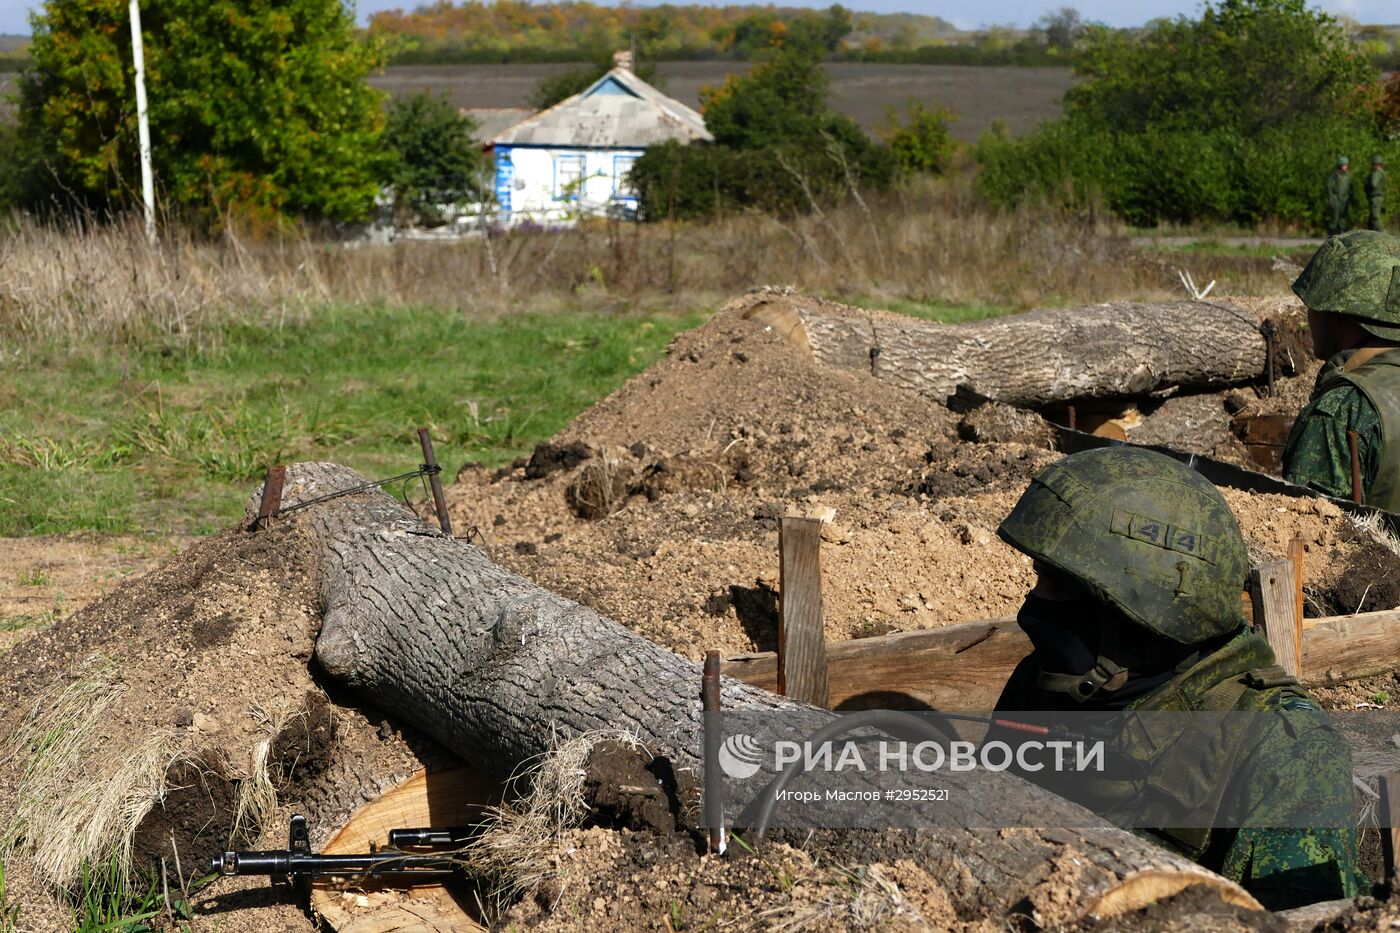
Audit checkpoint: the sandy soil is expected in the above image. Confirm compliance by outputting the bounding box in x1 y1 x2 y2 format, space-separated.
2 291 1395 931
0 534 189 656
445 294 1397 663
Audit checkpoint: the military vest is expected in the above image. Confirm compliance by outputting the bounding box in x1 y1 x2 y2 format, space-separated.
1007 632 1313 859
1315 347 1400 511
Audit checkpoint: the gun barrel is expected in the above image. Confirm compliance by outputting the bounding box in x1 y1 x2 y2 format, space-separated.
210 849 459 878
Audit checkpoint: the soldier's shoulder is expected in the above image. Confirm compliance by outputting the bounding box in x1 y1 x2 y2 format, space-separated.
1305 379 1379 421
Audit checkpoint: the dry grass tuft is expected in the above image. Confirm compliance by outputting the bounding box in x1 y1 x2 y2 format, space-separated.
461 729 642 915
1 661 177 894
564 451 633 520
762 863 929 931
1348 510 1400 559
0 176 1284 352
229 703 299 846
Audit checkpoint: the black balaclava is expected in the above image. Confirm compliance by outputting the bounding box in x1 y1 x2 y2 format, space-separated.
1016 592 1199 711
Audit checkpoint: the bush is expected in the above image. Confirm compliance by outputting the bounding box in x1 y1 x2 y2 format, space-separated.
881 103 957 176
13 0 386 226
382 93 488 226
976 0 1392 229
976 118 1399 229
631 136 895 220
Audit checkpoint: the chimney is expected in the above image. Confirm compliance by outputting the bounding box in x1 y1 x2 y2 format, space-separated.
612 49 633 72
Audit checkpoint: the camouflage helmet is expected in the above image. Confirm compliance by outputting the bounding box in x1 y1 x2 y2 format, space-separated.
1292 231 1400 342
999 446 1249 648
1338 155 1350 167
1376 154 1387 166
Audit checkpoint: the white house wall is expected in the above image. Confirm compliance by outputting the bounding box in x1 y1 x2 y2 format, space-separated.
494 146 644 226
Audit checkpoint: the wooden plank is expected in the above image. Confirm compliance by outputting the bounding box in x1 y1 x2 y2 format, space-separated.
778 515 829 707
726 606 1400 712
1382 772 1400 884
1300 608 1400 686
726 617 1028 712
1289 537 1305 666
1250 560 1301 678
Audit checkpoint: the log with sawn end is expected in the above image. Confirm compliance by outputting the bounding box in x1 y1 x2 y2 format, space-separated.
259 462 1267 925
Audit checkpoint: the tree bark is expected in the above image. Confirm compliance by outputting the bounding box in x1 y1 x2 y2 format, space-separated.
269 462 1265 923
736 289 1267 408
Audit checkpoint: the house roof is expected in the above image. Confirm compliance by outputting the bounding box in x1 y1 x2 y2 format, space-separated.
462 108 533 145
492 68 712 149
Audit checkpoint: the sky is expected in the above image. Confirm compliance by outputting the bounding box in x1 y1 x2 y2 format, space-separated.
0 0 1394 38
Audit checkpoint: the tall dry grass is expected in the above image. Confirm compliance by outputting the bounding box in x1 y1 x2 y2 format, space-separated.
0 177 1280 349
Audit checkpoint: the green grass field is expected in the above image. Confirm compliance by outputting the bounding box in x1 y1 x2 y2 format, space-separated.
1 304 705 537
2 299 1011 537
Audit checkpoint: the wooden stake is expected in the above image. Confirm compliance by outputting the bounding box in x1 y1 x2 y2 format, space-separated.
778 515 829 708
1382 772 1400 886
1289 537 1305 670
1249 560 1301 678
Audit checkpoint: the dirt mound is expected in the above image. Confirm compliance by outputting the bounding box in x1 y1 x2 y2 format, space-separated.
500 825 979 932
446 295 1398 661
0 524 449 932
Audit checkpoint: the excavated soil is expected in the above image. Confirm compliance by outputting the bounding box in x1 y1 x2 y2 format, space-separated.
446 293 1400 663
2 290 1395 931
0 523 452 933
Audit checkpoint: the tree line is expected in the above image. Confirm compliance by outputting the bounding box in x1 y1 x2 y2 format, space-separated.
2 0 1398 232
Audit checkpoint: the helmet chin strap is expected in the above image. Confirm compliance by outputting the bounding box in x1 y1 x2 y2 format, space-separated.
1034 616 1132 703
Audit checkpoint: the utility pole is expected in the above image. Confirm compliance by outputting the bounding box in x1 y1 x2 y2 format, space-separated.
129 0 156 244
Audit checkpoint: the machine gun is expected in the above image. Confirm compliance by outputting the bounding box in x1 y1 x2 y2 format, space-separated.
210 814 473 897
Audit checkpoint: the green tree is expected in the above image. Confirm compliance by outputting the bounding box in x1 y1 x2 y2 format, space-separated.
1068 0 1374 134
382 92 487 226
1037 7 1083 51
881 102 957 175
15 0 386 225
701 46 858 150
633 30 895 221
976 0 1390 228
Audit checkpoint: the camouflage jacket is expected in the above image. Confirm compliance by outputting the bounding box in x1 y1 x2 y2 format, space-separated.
1282 347 1400 507
995 630 1366 910
1327 169 1352 209
1368 169 1387 204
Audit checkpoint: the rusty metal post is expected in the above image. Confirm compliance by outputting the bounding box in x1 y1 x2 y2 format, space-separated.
1348 430 1363 505
250 465 286 531
417 427 453 537
702 650 727 855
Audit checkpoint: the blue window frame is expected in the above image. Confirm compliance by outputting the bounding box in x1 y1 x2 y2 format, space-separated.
553 154 586 200
612 155 639 197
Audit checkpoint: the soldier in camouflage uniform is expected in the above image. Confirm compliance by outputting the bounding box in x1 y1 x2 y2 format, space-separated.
1282 231 1400 509
1327 155 1352 237
993 447 1365 911
1368 155 1387 233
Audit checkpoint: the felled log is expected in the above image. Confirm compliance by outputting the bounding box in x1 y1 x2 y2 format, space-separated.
268 463 1263 922
737 290 1266 408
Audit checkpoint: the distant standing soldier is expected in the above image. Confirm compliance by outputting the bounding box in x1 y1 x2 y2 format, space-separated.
1283 231 1400 508
1325 155 1351 237
1367 154 1387 232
